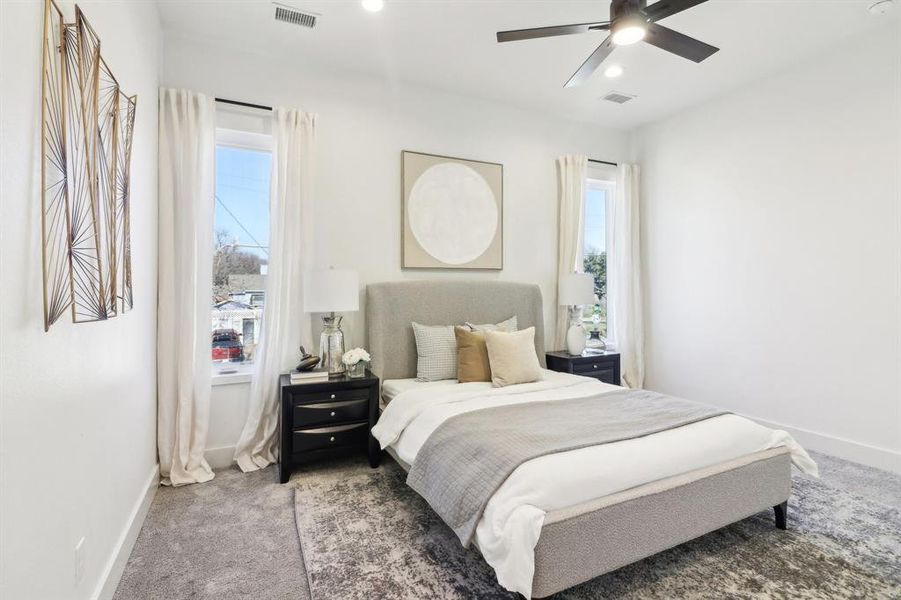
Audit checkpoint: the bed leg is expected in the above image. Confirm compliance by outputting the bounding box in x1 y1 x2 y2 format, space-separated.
774 501 788 530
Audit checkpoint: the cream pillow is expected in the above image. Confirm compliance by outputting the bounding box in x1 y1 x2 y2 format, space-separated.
465 316 518 333
484 327 542 387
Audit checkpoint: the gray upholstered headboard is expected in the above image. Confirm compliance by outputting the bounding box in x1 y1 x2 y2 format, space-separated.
366 280 546 380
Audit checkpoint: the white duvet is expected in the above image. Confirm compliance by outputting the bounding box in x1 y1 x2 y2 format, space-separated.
371 370 818 598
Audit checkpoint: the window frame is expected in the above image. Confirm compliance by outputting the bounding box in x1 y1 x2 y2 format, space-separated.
211 121 273 386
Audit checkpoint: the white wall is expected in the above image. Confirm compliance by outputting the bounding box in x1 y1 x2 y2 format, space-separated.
161 34 629 463
632 24 901 472
0 1 161 598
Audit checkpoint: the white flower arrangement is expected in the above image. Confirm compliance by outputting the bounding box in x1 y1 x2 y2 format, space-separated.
342 347 371 366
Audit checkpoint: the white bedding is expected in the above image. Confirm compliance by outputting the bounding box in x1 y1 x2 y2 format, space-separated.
380 377 457 406
373 370 818 598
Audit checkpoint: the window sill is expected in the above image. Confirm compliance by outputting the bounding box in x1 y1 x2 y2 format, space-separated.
211 367 254 387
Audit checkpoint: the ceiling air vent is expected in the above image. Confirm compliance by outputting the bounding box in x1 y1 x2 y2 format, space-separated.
602 91 636 105
273 3 318 28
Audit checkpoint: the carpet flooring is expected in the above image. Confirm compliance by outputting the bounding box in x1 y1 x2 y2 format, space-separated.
115 450 900 599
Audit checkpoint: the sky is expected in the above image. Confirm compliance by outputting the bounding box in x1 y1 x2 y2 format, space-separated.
584 187 606 254
214 146 271 260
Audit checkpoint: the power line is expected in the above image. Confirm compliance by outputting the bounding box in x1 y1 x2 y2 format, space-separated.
215 194 270 257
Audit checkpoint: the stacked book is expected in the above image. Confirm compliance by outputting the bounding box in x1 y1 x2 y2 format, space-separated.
289 368 329 384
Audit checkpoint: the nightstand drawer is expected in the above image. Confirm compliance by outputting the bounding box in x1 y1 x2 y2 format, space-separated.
572 361 612 374
293 398 369 428
290 387 369 406
293 422 368 453
582 367 617 384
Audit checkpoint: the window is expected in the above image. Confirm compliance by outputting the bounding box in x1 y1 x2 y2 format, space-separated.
582 171 615 338
211 127 272 374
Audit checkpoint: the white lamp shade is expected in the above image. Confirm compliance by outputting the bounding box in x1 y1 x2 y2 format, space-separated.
558 273 595 306
303 269 359 313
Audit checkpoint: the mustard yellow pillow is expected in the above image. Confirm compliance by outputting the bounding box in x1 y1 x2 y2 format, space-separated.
454 326 492 383
484 327 542 387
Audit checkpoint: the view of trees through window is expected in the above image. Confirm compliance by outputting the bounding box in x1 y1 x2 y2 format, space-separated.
211 143 271 371
583 181 611 337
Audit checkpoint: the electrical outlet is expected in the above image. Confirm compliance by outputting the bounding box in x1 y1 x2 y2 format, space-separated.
74 536 86 586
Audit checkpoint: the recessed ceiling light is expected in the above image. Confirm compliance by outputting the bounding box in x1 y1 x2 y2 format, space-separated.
604 65 624 78
362 0 384 12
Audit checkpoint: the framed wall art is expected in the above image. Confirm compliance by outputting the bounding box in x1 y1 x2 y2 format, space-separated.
401 150 503 270
40 0 137 331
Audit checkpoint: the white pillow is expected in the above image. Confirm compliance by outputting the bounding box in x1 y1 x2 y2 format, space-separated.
465 316 518 333
484 327 542 387
412 322 457 381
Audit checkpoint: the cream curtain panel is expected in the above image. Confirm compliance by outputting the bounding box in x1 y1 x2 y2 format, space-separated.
157 88 216 486
610 164 644 388
554 155 588 351
234 108 317 472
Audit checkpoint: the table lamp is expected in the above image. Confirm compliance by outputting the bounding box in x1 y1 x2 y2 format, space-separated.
558 272 595 356
303 268 359 374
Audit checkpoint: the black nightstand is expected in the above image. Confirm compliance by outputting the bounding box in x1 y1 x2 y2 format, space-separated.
546 350 621 386
279 370 380 484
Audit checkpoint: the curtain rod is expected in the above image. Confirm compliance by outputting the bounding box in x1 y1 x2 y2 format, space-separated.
215 97 272 112
588 158 618 167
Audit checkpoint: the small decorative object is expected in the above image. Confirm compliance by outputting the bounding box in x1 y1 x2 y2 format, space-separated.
40 0 137 331
342 347 371 379
585 304 607 352
303 268 359 374
402 150 503 269
558 273 595 356
295 346 321 372
585 330 607 352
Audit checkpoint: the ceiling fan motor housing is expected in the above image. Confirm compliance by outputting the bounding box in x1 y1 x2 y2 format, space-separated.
611 0 648 21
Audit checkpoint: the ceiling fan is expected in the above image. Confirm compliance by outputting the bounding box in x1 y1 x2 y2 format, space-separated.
496 0 719 88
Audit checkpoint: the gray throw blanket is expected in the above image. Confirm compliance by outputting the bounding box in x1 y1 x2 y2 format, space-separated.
406 389 728 546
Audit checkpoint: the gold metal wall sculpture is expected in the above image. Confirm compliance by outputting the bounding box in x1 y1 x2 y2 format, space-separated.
41 0 137 331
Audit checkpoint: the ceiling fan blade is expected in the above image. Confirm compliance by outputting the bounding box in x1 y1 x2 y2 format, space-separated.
643 0 710 22
644 22 718 63
564 36 615 88
497 22 609 43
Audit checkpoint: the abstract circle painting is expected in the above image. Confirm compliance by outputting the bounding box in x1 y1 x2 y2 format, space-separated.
407 162 498 265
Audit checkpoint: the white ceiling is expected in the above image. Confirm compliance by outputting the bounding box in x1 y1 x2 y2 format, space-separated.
157 0 898 129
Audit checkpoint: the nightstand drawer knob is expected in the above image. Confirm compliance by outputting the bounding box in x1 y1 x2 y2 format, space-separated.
330 394 336 399
330 411 336 417
593 365 598 369
329 436 335 442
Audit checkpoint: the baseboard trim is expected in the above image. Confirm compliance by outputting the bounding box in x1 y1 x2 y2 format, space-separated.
93 464 159 600
744 414 901 474
205 445 237 470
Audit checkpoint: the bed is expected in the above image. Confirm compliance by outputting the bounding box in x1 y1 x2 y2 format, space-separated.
365 280 816 599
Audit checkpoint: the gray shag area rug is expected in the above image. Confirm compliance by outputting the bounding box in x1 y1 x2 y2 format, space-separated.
294 458 901 600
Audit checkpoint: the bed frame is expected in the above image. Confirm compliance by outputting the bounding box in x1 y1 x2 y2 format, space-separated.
366 280 791 598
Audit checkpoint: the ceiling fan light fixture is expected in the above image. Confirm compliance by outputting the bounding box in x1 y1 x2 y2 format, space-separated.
611 15 647 45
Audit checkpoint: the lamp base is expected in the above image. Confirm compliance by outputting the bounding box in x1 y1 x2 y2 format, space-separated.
566 323 586 356
319 313 346 374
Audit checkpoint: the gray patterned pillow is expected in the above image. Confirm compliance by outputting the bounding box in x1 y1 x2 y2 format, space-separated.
465 316 518 333
412 322 458 381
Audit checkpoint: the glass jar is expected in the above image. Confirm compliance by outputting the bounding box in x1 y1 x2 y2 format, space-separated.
346 361 367 378
585 330 606 352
